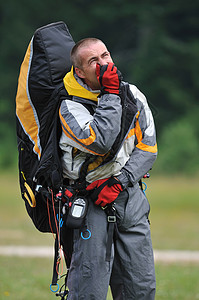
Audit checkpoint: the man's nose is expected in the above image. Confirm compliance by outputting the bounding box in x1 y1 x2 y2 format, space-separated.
98 58 110 66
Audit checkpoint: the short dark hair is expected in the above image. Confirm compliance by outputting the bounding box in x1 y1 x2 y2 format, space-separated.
71 38 102 68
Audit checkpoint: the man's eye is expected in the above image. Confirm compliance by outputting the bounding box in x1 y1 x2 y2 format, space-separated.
89 58 97 65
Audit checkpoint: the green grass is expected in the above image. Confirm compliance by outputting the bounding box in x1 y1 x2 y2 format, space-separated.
1 172 199 299
0 256 199 300
0 256 112 300
155 263 199 300
147 176 199 250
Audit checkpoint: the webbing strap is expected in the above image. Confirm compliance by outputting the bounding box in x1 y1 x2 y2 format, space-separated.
106 222 115 262
105 206 117 262
51 235 59 285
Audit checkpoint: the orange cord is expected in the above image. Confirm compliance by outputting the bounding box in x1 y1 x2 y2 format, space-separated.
50 190 64 277
46 197 55 240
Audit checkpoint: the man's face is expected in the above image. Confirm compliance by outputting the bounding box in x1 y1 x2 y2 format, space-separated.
75 41 113 90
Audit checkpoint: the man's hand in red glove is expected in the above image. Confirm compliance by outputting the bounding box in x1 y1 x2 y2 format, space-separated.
86 177 123 207
96 63 122 95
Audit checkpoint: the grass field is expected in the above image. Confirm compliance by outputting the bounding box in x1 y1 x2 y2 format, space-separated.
0 257 199 300
0 171 199 299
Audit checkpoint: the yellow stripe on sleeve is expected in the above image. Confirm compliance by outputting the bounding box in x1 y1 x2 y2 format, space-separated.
136 142 158 153
61 123 105 156
126 128 135 139
59 109 97 146
134 111 157 153
134 112 142 143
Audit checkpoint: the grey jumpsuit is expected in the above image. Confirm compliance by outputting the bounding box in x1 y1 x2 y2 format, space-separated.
59 69 157 299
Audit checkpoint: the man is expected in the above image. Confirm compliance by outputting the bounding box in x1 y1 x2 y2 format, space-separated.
59 38 157 299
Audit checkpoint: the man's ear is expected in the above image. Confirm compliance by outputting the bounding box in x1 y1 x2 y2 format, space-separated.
75 67 85 79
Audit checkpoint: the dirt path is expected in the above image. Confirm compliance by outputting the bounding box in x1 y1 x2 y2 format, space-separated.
154 249 199 263
1 246 199 263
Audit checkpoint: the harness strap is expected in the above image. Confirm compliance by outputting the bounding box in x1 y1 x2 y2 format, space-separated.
51 235 59 286
104 205 117 262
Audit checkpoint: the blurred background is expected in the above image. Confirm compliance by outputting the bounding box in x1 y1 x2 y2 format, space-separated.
0 0 199 299
0 0 199 173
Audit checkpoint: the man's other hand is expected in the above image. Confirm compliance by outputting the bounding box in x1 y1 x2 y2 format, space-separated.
86 177 123 207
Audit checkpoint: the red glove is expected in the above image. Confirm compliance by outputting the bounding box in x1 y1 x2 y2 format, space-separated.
86 177 123 207
96 63 122 95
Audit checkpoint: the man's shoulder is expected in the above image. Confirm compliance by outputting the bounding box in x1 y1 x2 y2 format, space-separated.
125 83 149 110
128 84 146 101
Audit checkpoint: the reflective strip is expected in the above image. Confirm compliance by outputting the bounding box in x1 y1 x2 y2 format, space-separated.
16 39 41 159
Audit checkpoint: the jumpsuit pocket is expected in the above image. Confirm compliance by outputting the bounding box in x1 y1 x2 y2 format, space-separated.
114 189 128 230
115 183 150 231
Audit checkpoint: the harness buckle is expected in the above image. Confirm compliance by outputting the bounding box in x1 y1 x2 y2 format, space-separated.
107 215 116 223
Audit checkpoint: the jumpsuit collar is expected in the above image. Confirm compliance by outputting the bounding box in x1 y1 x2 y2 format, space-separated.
63 66 100 102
